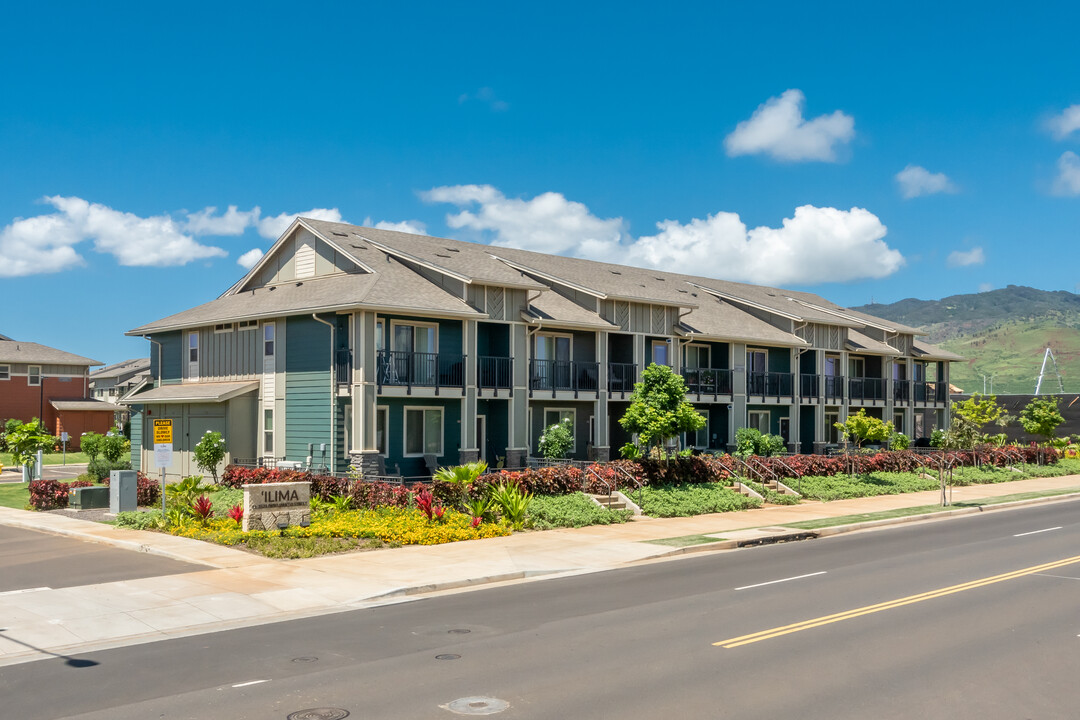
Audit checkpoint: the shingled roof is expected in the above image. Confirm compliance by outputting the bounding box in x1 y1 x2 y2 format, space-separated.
0 339 101 366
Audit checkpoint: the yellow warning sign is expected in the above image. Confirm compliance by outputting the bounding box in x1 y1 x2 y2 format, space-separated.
153 419 173 444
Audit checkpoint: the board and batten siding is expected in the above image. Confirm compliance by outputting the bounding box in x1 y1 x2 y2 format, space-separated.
284 316 333 462
195 325 259 381
130 409 142 472
150 331 182 384
249 228 361 287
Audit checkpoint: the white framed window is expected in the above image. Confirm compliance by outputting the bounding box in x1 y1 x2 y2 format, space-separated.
376 319 385 351
392 320 438 354
748 409 770 435
824 355 841 377
825 411 840 443
238 319 257 331
28 365 41 386
535 332 572 362
214 323 234 334
263 323 276 357
651 339 670 366
187 332 200 381
746 348 767 374
543 408 575 453
376 406 388 456
404 407 443 456
263 408 274 455
848 356 865 379
0 365 8 381
684 344 710 369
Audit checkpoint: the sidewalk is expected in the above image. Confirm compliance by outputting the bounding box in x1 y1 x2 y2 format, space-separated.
2 474 1079 665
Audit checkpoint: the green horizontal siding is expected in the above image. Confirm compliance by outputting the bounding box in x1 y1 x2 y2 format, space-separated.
130 410 142 471
285 316 332 463
151 332 182 383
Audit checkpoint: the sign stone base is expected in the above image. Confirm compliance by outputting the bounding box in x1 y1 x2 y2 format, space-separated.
243 481 311 532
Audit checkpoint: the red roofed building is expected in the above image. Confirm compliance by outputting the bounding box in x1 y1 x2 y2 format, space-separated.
0 334 114 448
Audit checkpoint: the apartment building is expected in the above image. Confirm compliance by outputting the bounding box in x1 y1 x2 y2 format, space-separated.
124 218 959 477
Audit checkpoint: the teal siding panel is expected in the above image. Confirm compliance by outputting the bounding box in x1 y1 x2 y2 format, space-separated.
378 397 461 477
151 332 182 383
285 317 333 463
768 349 790 374
130 409 142 471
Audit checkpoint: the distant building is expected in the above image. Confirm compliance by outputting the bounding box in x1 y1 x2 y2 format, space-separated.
0 336 113 448
89 358 151 425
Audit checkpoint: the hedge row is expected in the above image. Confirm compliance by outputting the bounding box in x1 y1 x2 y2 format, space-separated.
218 446 1060 508
29 473 162 511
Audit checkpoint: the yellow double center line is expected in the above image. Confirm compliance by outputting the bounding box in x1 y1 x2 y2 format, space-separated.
715 554 1080 649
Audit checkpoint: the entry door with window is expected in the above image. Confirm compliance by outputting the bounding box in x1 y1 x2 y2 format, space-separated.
824 355 842 398
747 349 767 394
535 334 572 390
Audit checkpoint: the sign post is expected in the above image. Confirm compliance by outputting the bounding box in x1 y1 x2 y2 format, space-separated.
153 419 173 517
60 432 68 465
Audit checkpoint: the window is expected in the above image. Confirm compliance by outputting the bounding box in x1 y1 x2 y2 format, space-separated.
848 356 865 379
238 319 258 331
684 344 710 369
376 407 388 456
824 355 841 377
535 333 571 363
188 332 200 381
263 408 274 455
263 324 275 357
746 349 767 373
28 365 41 386
376 320 385 351
651 339 670 366
214 323 234 333
894 412 905 434
392 321 438 354
825 412 840 443
0 365 8 381
688 410 708 447
748 410 770 435
542 408 575 454
405 407 443 456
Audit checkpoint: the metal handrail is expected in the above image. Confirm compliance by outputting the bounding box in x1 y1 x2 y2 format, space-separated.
769 456 802 495
376 350 467 395
529 359 600 398
747 371 794 398
477 356 513 395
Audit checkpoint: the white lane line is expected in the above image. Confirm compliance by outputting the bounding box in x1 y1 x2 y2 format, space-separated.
0 587 50 596
1014 526 1063 537
232 680 269 688
735 571 827 591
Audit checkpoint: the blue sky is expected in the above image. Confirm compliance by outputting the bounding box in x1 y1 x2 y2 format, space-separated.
3 1 1080 365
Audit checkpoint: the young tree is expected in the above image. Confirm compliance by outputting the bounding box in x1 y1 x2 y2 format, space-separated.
7 420 54 474
80 431 104 461
619 363 705 460
194 430 227 483
537 419 573 459
1019 396 1064 445
946 393 1010 449
833 409 893 448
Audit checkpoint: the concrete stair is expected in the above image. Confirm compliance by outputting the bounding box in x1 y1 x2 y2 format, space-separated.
589 493 627 511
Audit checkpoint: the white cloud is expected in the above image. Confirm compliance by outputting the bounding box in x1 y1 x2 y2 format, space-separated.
458 87 509 112
422 184 628 256
978 282 994 292
237 248 264 270
724 89 855 162
362 217 427 235
255 208 343 240
0 196 228 277
895 165 958 199
1046 105 1080 140
185 205 260 235
1052 151 1080 195
947 247 985 268
425 185 903 285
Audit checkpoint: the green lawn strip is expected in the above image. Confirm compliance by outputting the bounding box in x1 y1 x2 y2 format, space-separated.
784 486 1080 530
0 452 104 466
0 482 30 510
644 534 726 547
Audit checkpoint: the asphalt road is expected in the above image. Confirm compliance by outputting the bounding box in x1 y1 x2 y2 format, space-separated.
0 526 205 593
4 500 1080 719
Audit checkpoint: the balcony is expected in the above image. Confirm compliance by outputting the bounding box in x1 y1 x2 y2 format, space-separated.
823 375 845 402
849 376 886 404
913 381 948 405
529 359 600 398
334 348 351 389
893 379 910 403
609 362 637 398
683 367 733 398
377 350 466 395
799 373 820 400
477 356 513 395
747 371 794 398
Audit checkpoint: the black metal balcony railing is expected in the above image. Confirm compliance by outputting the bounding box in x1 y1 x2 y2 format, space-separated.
377 350 466 395
849 376 885 403
912 381 948 404
477 356 513 393
683 367 733 397
529 359 600 398
893 379 911 403
747 371 794 397
799 373 820 399
822 375 845 401
609 362 638 397
334 348 351 387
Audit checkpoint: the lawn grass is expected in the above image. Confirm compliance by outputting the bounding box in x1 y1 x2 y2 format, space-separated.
644 534 726 547
0 451 131 466
0 482 29 510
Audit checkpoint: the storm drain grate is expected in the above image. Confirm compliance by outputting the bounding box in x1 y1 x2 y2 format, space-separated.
448 629 471 634
445 696 510 715
436 654 461 660
292 656 319 663
287 709 349 720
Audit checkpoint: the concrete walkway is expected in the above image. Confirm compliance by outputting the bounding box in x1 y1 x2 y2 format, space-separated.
2 474 1079 665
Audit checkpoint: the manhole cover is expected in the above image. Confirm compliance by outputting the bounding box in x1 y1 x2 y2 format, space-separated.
445 696 510 715
292 656 319 663
448 628 471 634
435 654 461 660
286 709 349 720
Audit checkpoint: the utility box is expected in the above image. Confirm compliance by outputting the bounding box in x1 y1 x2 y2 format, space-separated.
110 470 138 513
70 486 110 510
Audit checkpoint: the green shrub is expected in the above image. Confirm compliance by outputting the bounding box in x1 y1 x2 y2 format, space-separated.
636 483 761 517
115 510 163 530
538 419 573 459
101 431 129 463
527 492 633 529
796 472 938 502
80 432 104 461
88 457 132 481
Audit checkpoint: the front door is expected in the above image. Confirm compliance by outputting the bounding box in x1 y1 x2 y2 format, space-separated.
476 415 486 462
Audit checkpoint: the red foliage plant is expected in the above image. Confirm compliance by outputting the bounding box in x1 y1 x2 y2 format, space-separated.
227 504 244 524
191 494 214 522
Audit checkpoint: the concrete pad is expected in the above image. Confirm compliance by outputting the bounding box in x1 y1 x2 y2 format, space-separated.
58 613 161 643
182 592 280 621
128 603 223 632
251 588 340 613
